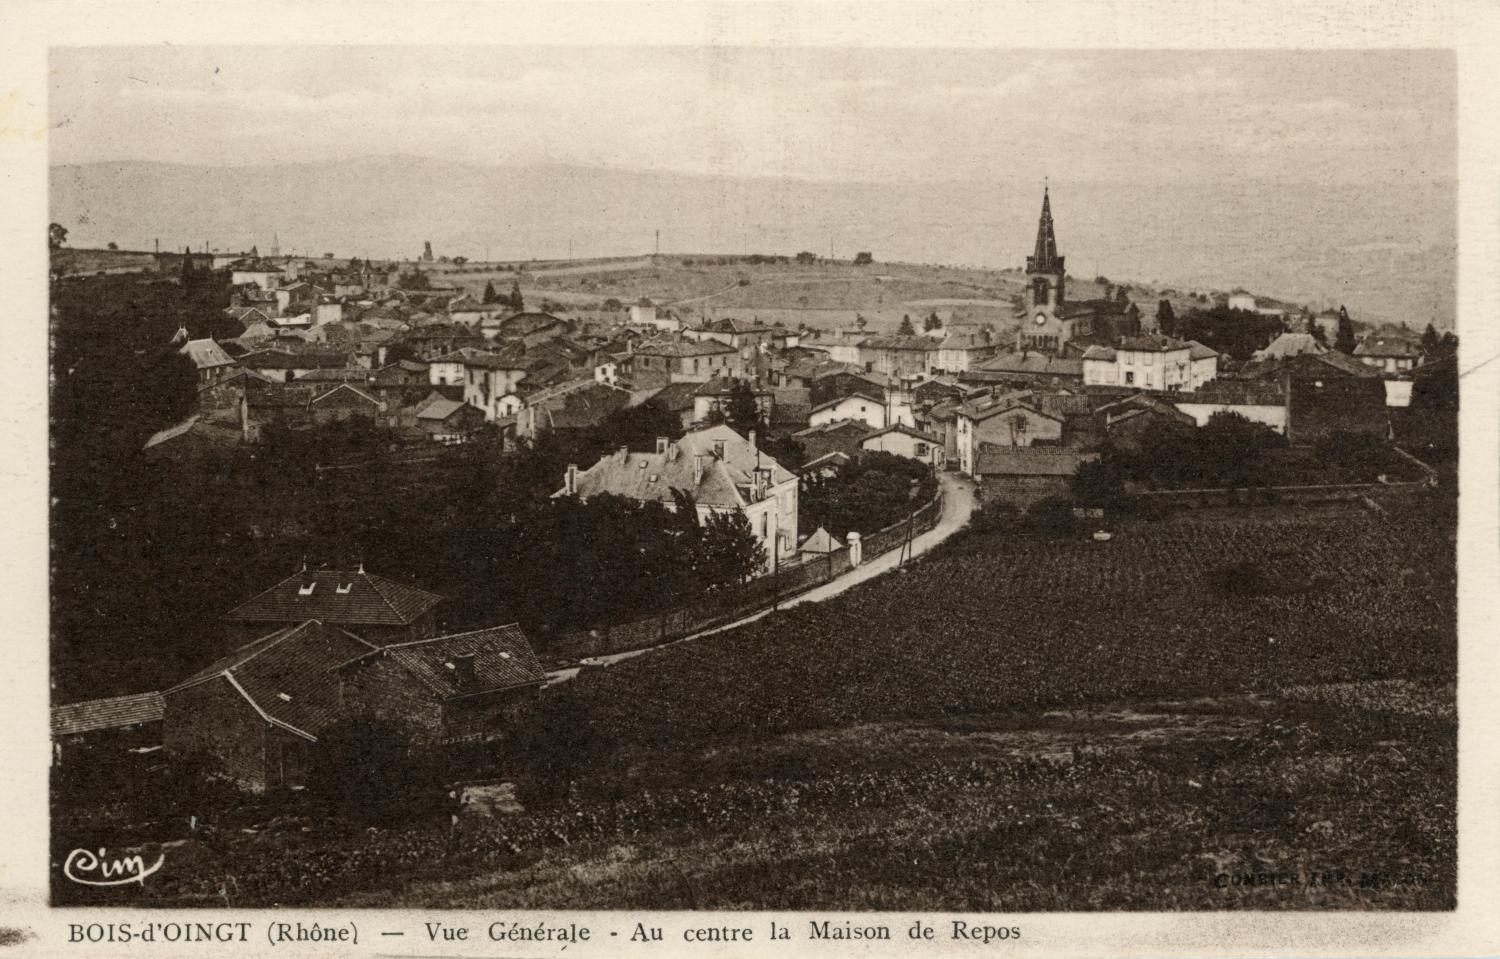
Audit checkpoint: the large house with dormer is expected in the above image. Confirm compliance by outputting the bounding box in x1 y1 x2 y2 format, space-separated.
558 424 798 572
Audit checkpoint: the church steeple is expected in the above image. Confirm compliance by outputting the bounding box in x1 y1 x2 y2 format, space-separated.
1027 184 1064 275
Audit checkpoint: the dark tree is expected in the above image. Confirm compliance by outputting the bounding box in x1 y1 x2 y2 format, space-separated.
923 311 943 332
49 222 68 250
853 251 874 266
1421 322 1441 354
896 314 915 336
106 241 119 251
307 718 446 825
723 380 766 435
795 251 818 265
398 268 432 291
510 281 524 312
483 280 500 304
1335 306 1357 353
698 509 766 585
1156 299 1176 337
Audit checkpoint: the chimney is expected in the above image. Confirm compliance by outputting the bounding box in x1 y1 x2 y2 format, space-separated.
748 429 757 452
565 463 578 494
655 436 668 454
618 445 630 460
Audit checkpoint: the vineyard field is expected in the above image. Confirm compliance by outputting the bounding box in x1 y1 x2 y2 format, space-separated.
554 497 1456 758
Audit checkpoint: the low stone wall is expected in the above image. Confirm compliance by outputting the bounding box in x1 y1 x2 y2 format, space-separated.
550 493 944 661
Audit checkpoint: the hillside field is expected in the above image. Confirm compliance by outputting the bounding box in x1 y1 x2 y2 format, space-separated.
85 496 1456 909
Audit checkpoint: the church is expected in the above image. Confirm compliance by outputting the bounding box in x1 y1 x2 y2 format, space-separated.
1016 187 1144 353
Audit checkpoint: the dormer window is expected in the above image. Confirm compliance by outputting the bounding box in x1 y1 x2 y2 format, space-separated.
297 582 316 596
336 583 352 594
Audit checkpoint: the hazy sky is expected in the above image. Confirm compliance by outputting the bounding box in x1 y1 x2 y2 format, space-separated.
51 46 1454 184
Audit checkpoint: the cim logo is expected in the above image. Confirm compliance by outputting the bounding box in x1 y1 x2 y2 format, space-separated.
63 847 164 888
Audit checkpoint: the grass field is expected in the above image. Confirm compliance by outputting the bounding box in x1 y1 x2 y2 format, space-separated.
66 496 1454 909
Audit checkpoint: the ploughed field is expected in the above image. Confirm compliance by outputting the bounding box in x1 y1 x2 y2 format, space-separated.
90 498 1455 909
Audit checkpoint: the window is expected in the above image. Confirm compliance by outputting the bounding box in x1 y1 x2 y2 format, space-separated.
916 443 929 456
1125 371 1135 385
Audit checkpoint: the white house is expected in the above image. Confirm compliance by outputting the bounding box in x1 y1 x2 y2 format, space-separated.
1227 292 1258 312
860 424 944 469
559 425 798 572
629 297 680 332
1081 335 1216 392
933 331 995 374
808 392 888 431
460 351 530 420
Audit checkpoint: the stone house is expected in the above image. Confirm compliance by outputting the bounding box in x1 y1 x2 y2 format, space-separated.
163 620 378 791
955 394 1065 475
974 448 1099 506
625 339 742 384
336 625 547 747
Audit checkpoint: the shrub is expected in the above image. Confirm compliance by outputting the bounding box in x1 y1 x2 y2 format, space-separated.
306 718 448 826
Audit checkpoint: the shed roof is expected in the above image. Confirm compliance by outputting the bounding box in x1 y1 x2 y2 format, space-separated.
51 692 164 737
344 624 545 700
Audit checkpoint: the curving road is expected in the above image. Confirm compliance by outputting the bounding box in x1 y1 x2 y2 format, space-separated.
547 471 977 682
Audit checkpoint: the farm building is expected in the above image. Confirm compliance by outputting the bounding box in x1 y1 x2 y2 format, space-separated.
221 567 444 650
336 625 547 746
51 692 164 767
163 621 378 791
974 448 1099 505
162 621 547 790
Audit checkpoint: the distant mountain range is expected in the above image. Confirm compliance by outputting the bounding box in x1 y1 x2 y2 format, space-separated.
50 157 1455 328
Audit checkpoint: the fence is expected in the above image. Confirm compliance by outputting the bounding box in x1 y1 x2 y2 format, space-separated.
550 492 944 661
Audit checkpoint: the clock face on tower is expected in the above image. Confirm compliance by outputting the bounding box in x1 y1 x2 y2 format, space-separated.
1034 313 1047 327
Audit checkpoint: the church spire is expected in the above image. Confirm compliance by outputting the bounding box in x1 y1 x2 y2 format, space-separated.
1028 184 1063 274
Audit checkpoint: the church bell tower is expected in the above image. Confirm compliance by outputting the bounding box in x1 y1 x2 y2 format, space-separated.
1021 185 1069 350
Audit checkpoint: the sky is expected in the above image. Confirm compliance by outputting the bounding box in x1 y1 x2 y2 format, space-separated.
50 46 1455 184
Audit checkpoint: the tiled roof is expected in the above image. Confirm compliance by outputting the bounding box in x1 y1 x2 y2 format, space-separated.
416 398 468 421
634 338 737 357
240 349 350 370
166 621 378 740
51 692 164 736
644 380 702 411
1253 332 1326 360
1118 334 1190 353
795 419 873 438
863 423 941 445
567 424 794 508
975 447 1098 477
810 391 884 414
310 383 382 407
799 526 845 554
1354 336 1422 358
975 353 1084 376
223 569 445 627
1307 350 1381 378
179 338 238 370
1081 345 1117 361
1186 340 1219 360
861 335 935 351
347 624 545 700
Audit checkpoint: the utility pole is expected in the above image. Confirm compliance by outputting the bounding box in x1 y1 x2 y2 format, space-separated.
655 229 660 257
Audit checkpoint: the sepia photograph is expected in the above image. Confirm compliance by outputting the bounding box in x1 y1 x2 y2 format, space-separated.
43 39 1461 916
